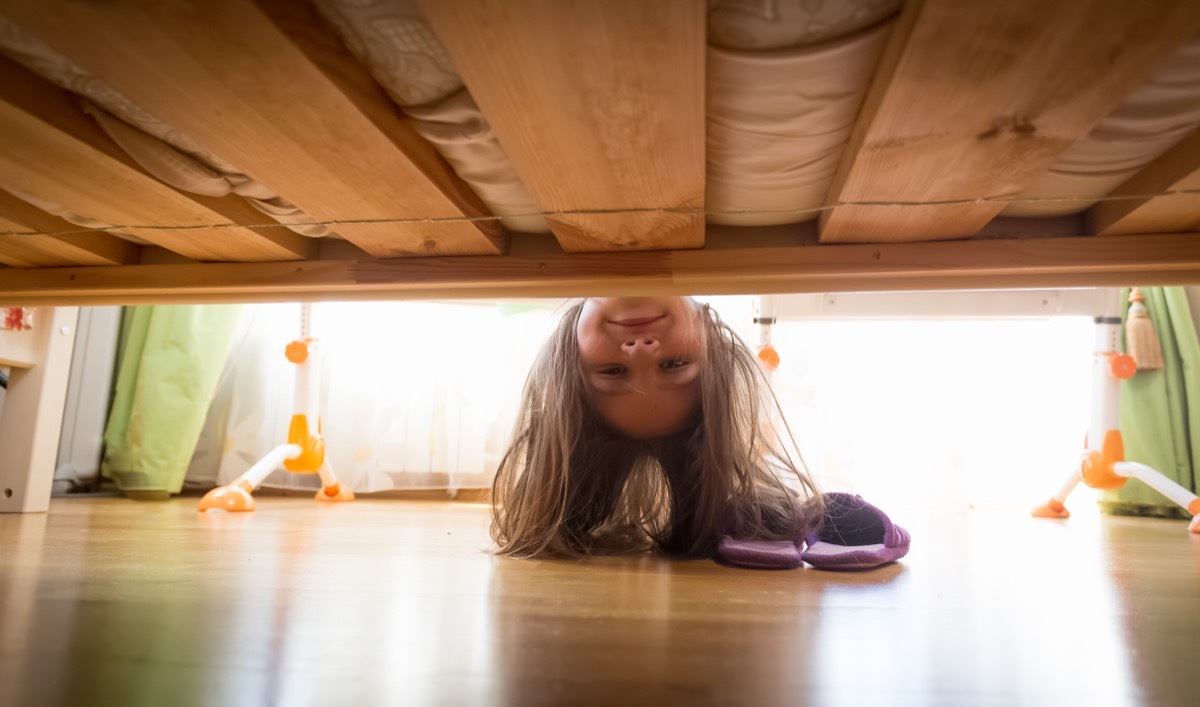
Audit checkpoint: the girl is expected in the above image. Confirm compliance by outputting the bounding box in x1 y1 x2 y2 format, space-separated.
491 296 822 559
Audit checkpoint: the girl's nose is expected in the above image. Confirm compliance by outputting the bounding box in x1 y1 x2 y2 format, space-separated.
622 337 660 357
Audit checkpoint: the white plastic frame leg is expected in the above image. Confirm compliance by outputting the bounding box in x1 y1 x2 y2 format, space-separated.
314 458 354 503
1034 462 1200 531
317 458 337 490
241 444 303 489
1112 462 1200 529
1034 305 1200 531
197 444 301 512
1033 470 1081 518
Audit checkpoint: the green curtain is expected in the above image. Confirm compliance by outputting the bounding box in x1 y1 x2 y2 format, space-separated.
1105 287 1200 517
102 305 242 495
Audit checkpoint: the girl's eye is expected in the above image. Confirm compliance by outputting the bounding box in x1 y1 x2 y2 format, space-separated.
598 366 627 376
661 359 689 370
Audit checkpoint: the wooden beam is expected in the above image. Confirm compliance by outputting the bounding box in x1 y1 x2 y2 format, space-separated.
0 189 140 266
0 54 313 262
419 0 706 252
0 0 504 257
2 232 1200 305
820 0 1200 243
1088 128 1200 235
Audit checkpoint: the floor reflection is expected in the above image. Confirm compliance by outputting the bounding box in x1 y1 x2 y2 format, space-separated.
1105 515 1200 706
2 499 1196 706
811 511 1135 705
485 554 834 705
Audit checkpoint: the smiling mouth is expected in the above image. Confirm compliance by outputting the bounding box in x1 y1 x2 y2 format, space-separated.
611 316 663 327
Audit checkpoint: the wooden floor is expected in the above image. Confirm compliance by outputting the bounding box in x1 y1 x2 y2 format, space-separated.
2 498 1198 707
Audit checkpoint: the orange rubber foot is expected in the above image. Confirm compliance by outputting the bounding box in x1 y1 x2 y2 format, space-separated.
315 483 354 503
1031 499 1070 519
198 483 256 512
1189 516 1199 534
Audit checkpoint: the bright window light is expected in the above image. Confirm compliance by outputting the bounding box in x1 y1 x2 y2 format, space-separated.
769 317 1097 512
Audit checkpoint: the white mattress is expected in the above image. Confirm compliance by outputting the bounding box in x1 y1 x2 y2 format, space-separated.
707 21 892 225
707 0 901 50
1004 34 1200 218
311 0 548 234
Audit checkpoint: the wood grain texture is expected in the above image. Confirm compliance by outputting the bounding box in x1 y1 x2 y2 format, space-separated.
820 0 1200 243
0 190 141 267
419 0 706 252
0 233 136 268
1 498 1198 704
0 55 313 263
0 0 504 258
2 232 1200 305
1088 128 1200 235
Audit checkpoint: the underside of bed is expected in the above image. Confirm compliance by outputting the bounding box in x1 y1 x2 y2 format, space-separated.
0 0 1198 304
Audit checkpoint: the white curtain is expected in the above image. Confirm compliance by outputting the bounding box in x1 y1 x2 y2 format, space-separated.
186 300 565 493
769 317 1098 512
186 297 1096 510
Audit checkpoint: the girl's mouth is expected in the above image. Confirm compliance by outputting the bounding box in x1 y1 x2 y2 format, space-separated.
611 316 663 327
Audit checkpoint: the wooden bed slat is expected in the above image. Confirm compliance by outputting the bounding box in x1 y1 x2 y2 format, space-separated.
0 233 136 268
419 0 706 253
0 190 140 266
0 236 65 268
3 232 1199 305
0 0 504 258
1088 129 1200 235
0 55 313 263
820 0 1200 243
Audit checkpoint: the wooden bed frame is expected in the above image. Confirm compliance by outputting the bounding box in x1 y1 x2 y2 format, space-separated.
0 0 1197 304
1 0 1199 510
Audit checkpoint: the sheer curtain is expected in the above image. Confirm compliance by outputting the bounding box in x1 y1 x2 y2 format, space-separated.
769 317 1097 512
184 296 1096 509
185 301 565 493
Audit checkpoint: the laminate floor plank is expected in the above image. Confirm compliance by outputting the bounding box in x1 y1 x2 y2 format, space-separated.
1 498 1197 706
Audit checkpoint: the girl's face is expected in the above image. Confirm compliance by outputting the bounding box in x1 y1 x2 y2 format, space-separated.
576 297 705 439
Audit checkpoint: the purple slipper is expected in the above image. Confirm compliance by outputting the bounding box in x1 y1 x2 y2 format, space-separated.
715 508 809 569
801 492 910 570
715 537 804 569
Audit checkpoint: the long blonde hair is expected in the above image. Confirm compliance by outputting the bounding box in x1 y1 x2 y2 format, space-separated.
491 300 821 558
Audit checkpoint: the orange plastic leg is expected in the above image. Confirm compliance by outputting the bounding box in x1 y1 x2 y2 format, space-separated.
1031 498 1070 519
198 479 256 512
315 482 354 503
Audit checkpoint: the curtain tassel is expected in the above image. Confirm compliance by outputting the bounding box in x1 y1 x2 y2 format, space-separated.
1126 287 1164 371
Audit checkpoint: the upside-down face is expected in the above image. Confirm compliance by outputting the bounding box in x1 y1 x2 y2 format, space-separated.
575 297 705 439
